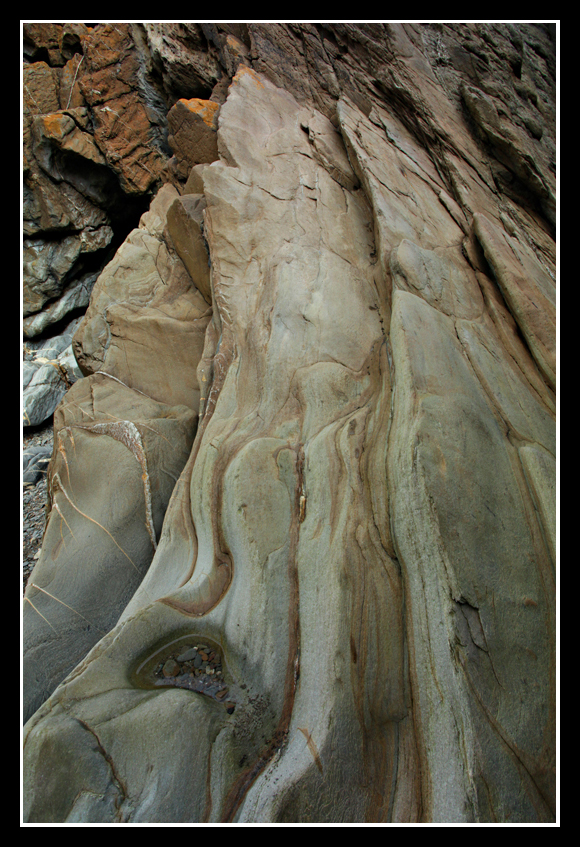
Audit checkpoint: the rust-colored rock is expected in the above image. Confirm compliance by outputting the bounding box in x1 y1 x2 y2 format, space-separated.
167 98 220 180
79 23 167 193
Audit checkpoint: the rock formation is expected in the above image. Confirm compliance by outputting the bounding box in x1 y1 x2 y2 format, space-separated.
22 23 557 823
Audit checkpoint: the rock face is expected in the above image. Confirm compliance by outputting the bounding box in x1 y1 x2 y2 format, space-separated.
22 24 557 823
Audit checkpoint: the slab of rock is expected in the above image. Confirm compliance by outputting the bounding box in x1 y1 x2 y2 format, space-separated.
23 372 197 723
22 24 556 825
387 289 555 822
23 66 412 824
142 23 222 103
78 23 167 194
23 272 101 340
23 316 85 427
23 445 53 486
473 212 556 390
165 193 211 304
72 184 211 411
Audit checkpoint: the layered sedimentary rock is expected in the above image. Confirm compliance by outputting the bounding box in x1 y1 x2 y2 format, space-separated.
22 24 557 823
23 176 210 722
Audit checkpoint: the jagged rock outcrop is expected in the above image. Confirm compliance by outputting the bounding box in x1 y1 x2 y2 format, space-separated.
22 23 557 823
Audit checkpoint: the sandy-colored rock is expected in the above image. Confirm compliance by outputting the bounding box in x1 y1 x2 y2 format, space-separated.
391 239 483 320
24 67 417 824
72 184 211 411
387 289 555 821
473 213 556 390
166 194 211 303
184 163 209 195
23 372 197 723
22 25 557 824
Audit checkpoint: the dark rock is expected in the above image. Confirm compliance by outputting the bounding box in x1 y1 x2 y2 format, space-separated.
162 659 180 678
176 647 197 663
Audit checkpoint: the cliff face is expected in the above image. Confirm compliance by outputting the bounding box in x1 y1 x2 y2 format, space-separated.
22 23 557 823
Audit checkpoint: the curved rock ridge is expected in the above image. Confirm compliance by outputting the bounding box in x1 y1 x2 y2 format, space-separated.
22 24 557 824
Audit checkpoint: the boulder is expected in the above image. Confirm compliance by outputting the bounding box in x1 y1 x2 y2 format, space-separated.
23 315 85 427
78 23 167 194
23 446 53 486
22 24 557 824
72 184 211 411
142 23 222 104
165 193 211 303
23 372 198 723
167 98 220 180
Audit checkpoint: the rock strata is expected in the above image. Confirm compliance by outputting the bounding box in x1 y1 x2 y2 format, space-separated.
22 23 557 824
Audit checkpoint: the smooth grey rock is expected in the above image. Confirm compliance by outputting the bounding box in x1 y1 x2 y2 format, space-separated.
23 317 84 427
176 647 197 663
23 271 101 339
22 25 556 824
23 372 197 724
23 446 52 485
23 362 68 427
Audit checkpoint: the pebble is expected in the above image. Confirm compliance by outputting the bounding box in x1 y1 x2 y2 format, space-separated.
22 416 54 594
162 659 180 677
152 642 232 707
176 647 198 663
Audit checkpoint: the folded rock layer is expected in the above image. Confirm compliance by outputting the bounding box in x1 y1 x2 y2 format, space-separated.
22 23 557 824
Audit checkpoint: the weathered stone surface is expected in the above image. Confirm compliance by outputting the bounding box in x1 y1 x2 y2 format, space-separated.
22 46 136 336
24 66 410 824
387 289 554 822
473 212 556 390
22 24 557 824
167 98 220 180
23 272 100 340
142 23 223 103
166 193 211 303
184 163 209 195
23 228 112 319
72 184 211 411
23 172 108 238
23 445 52 486
23 323 84 428
23 23 89 68
78 23 168 194
23 372 197 723
23 62 61 115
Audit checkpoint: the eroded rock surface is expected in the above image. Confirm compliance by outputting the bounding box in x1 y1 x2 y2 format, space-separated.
22 24 557 824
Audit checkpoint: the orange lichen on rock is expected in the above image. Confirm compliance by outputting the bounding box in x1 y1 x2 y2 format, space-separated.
40 112 72 139
179 98 220 129
233 65 265 88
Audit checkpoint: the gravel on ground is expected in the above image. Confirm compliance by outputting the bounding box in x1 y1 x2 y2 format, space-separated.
23 417 53 594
